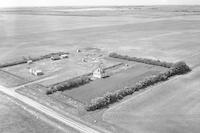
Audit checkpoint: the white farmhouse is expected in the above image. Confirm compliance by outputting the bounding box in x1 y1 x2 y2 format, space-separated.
29 68 44 76
92 67 106 79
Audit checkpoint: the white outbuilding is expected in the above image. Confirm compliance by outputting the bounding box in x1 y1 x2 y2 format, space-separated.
60 54 68 59
27 60 33 64
76 49 81 53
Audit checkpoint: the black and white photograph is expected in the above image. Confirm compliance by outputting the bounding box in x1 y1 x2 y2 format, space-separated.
0 0 199 133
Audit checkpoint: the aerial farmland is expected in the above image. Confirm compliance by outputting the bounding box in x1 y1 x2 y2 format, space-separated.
0 5 200 133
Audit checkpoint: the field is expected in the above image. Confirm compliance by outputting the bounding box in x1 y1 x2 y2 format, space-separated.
100 7 200 133
104 66 200 133
0 92 77 133
0 5 200 133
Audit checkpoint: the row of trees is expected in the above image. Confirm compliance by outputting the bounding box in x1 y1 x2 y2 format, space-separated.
109 53 173 68
0 52 69 68
39 52 69 60
0 60 27 68
46 76 91 95
86 61 191 111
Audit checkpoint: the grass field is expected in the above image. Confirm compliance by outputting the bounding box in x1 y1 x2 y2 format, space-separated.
1 5 200 133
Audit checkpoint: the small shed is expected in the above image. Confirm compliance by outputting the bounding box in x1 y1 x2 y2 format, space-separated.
60 54 68 59
27 60 33 65
82 58 86 62
77 49 81 53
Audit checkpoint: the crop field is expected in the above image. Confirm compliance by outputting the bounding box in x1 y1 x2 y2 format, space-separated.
61 62 166 103
1 5 200 133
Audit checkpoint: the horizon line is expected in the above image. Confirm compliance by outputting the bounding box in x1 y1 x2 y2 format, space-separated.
0 4 200 9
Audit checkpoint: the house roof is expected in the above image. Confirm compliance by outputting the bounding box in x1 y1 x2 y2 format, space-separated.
94 67 104 73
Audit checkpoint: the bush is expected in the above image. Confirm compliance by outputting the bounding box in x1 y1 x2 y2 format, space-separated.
109 53 173 68
86 60 191 111
46 76 91 95
46 89 54 95
171 61 191 75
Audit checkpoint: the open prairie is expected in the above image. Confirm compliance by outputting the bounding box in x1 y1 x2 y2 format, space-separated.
1 5 200 133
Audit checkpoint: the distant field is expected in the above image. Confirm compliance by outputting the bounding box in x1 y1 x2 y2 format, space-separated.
61 62 166 103
1 7 200 64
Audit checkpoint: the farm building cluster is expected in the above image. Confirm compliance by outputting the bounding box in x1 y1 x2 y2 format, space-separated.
27 53 68 76
1 48 126 87
24 48 108 78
